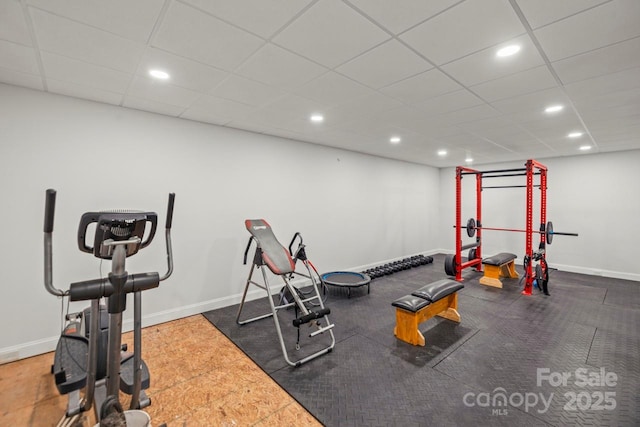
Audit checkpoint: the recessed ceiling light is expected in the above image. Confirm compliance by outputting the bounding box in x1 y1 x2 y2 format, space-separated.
437 149 447 156
149 69 170 80
496 44 521 57
544 105 564 113
310 114 324 123
568 131 583 138
390 136 401 144
579 145 592 151
465 157 473 163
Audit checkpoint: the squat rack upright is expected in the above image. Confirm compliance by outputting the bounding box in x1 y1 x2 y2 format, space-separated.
452 159 548 295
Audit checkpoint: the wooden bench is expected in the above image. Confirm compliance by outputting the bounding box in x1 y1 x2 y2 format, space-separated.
391 279 464 346
479 252 518 288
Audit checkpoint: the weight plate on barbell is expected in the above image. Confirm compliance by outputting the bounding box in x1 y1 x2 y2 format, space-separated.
546 221 553 244
467 218 476 238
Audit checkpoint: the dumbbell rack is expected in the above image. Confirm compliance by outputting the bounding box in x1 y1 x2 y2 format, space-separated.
362 255 433 279
451 159 548 295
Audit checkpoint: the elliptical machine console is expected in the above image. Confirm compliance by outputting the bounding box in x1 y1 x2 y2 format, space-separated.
43 189 175 426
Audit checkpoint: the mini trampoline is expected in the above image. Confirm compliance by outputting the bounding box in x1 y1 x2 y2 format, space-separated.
321 271 371 298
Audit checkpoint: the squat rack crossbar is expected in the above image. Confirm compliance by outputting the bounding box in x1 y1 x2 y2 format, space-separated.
459 167 529 176
453 159 547 295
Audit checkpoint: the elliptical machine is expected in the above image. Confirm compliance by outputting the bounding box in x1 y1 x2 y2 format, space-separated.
43 189 175 426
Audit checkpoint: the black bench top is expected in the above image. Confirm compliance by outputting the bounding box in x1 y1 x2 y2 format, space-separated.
412 279 464 302
482 252 517 266
392 279 464 313
392 295 431 313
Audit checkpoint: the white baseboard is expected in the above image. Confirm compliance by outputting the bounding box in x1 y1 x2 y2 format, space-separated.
0 287 270 365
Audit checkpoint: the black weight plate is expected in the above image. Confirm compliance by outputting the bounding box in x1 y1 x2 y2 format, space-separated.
468 248 477 261
546 221 553 244
467 218 476 238
444 254 457 276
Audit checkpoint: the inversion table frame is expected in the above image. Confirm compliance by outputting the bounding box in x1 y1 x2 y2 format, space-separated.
236 219 335 367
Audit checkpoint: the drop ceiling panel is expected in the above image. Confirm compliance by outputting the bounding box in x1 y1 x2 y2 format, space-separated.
515 0 609 29
1 0 32 45
442 34 545 86
182 0 312 38
46 79 123 105
0 40 40 74
123 96 186 117
41 52 130 94
346 0 461 35
136 48 228 92
211 74 286 107
439 104 502 125
400 0 525 65
262 94 327 119
416 89 484 116
574 87 640 111
491 87 570 115
380 68 462 105
0 69 42 90
272 0 390 68
31 9 144 73
534 0 640 61
126 75 200 108
152 1 263 71
552 36 640 84
336 39 432 89
564 67 640 101
27 0 165 43
291 71 372 107
1 1 639 167
325 92 403 125
235 43 327 89
470 65 558 102
181 94 256 124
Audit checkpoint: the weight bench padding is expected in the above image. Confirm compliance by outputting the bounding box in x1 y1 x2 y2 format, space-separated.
480 252 519 288
391 295 431 312
245 219 295 275
482 252 517 266
392 280 464 346
411 279 464 302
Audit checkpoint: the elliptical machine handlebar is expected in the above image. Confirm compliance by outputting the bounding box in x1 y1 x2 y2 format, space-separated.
69 272 161 302
160 192 175 281
44 189 56 233
44 189 66 297
43 190 176 295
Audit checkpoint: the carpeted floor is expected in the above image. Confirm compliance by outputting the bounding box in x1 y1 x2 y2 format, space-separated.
204 253 640 426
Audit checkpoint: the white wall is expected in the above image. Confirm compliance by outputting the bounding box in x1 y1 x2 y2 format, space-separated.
438 153 640 281
0 84 440 362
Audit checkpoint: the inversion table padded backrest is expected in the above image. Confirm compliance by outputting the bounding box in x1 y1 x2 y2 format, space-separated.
245 219 295 275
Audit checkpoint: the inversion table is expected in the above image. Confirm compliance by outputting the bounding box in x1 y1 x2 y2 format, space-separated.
236 219 335 367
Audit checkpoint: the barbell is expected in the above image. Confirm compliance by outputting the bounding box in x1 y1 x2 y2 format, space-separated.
456 218 578 244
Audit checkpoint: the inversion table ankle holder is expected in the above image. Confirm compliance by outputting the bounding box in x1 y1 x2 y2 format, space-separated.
236 219 335 367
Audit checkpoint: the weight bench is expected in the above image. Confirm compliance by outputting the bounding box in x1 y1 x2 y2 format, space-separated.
479 252 518 288
391 279 464 346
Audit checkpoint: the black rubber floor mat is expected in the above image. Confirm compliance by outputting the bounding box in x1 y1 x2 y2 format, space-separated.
203 253 640 426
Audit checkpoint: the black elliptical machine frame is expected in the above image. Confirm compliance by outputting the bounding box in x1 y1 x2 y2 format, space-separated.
43 189 175 426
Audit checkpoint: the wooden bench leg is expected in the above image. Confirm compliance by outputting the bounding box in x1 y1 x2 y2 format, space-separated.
480 264 503 288
503 260 519 279
394 309 425 346
480 260 519 288
437 293 461 322
394 293 461 347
